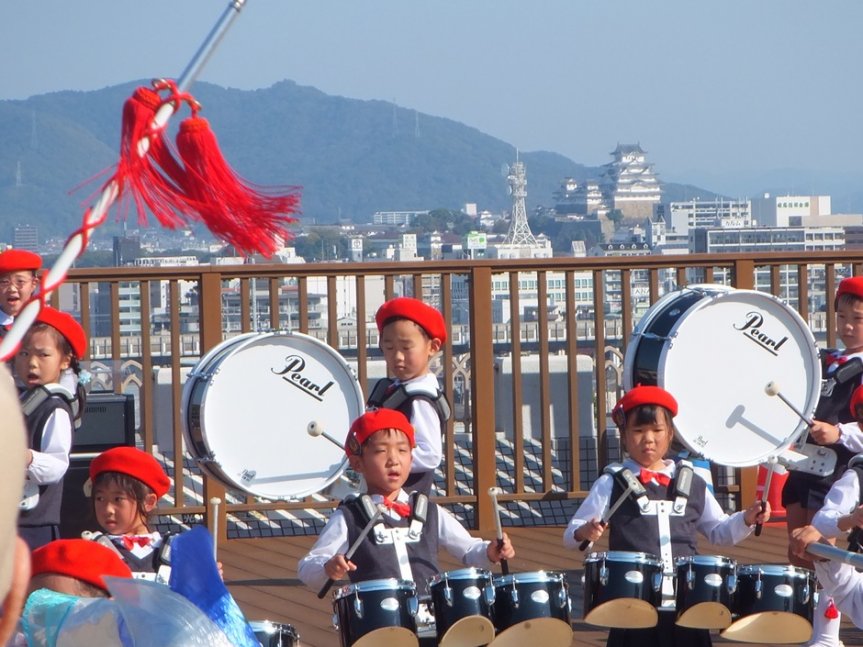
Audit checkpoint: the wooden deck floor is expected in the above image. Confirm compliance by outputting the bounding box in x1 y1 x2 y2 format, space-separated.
220 524 863 646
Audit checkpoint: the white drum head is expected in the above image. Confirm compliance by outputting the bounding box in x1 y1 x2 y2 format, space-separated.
181 332 363 499
626 288 821 467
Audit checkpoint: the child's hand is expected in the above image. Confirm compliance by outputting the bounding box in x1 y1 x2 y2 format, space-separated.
325 554 356 581
809 420 840 445
790 525 824 560
574 519 606 544
486 533 515 563
840 504 863 532
744 500 771 527
216 561 224 581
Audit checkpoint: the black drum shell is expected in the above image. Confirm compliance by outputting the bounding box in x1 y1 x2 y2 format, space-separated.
492 571 571 633
674 555 736 613
333 579 418 647
733 565 814 621
428 568 494 640
583 551 662 618
250 621 299 647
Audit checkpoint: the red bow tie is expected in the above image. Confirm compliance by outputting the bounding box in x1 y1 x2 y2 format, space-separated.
827 354 849 370
639 469 671 487
382 497 411 518
120 536 152 550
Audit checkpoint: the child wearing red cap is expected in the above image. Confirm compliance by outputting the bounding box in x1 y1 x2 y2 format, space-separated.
367 297 451 495
0 249 41 333
564 385 769 647
298 408 514 596
782 275 863 646
16 307 88 552
28 538 133 598
83 446 175 583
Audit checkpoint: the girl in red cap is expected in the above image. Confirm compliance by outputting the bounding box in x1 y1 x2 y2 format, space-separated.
84 446 174 583
15 307 88 552
564 385 769 647
0 249 41 336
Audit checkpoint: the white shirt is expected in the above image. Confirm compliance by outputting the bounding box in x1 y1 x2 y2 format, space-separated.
297 490 493 590
814 558 863 628
27 408 72 485
400 373 444 472
563 458 753 551
813 468 861 538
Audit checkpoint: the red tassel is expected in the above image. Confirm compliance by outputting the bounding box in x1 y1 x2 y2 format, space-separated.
825 597 839 619
176 115 300 257
113 86 194 229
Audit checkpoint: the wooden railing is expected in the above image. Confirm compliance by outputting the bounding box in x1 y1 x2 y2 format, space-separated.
58 250 863 539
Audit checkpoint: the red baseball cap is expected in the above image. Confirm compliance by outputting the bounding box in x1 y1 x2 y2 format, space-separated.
612 385 679 426
90 446 171 498
345 408 415 456
376 297 447 344
0 249 41 273
35 307 87 359
837 276 863 301
31 539 132 592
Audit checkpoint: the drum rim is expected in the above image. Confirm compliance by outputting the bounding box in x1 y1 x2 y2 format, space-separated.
492 570 567 585
249 620 299 636
334 578 417 599
674 554 736 567
587 550 663 566
427 567 492 586
737 564 814 578
180 330 362 499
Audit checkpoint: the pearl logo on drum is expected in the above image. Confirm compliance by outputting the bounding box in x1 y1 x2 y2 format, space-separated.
733 312 789 356
272 354 335 401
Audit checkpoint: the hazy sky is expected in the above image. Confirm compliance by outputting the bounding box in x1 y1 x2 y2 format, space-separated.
3 1 862 196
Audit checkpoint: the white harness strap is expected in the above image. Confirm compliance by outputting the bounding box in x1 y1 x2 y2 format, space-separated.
373 525 422 582
640 498 685 606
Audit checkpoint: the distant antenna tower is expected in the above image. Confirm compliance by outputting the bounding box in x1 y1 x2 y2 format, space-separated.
15 161 22 188
503 159 538 246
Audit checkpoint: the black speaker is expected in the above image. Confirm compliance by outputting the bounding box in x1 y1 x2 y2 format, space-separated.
60 458 97 539
60 391 136 539
73 392 136 452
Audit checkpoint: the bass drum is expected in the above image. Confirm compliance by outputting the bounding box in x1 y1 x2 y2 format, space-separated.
623 285 821 467
182 331 364 499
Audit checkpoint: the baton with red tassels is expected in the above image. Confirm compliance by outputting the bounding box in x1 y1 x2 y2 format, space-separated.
0 0 302 362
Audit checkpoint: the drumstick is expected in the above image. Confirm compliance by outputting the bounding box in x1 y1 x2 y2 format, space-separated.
307 421 345 450
765 381 814 427
579 482 633 551
209 497 222 560
488 487 510 575
806 541 863 570
317 505 385 599
754 458 776 537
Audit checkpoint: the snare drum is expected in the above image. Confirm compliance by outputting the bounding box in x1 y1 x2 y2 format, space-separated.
249 620 299 647
674 555 736 629
491 571 572 647
721 564 814 644
182 331 364 499
427 568 494 647
623 285 821 467
333 579 419 647
583 551 662 629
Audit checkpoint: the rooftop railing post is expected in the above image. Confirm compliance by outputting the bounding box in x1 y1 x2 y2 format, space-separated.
732 259 757 511
199 271 227 543
469 266 496 533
